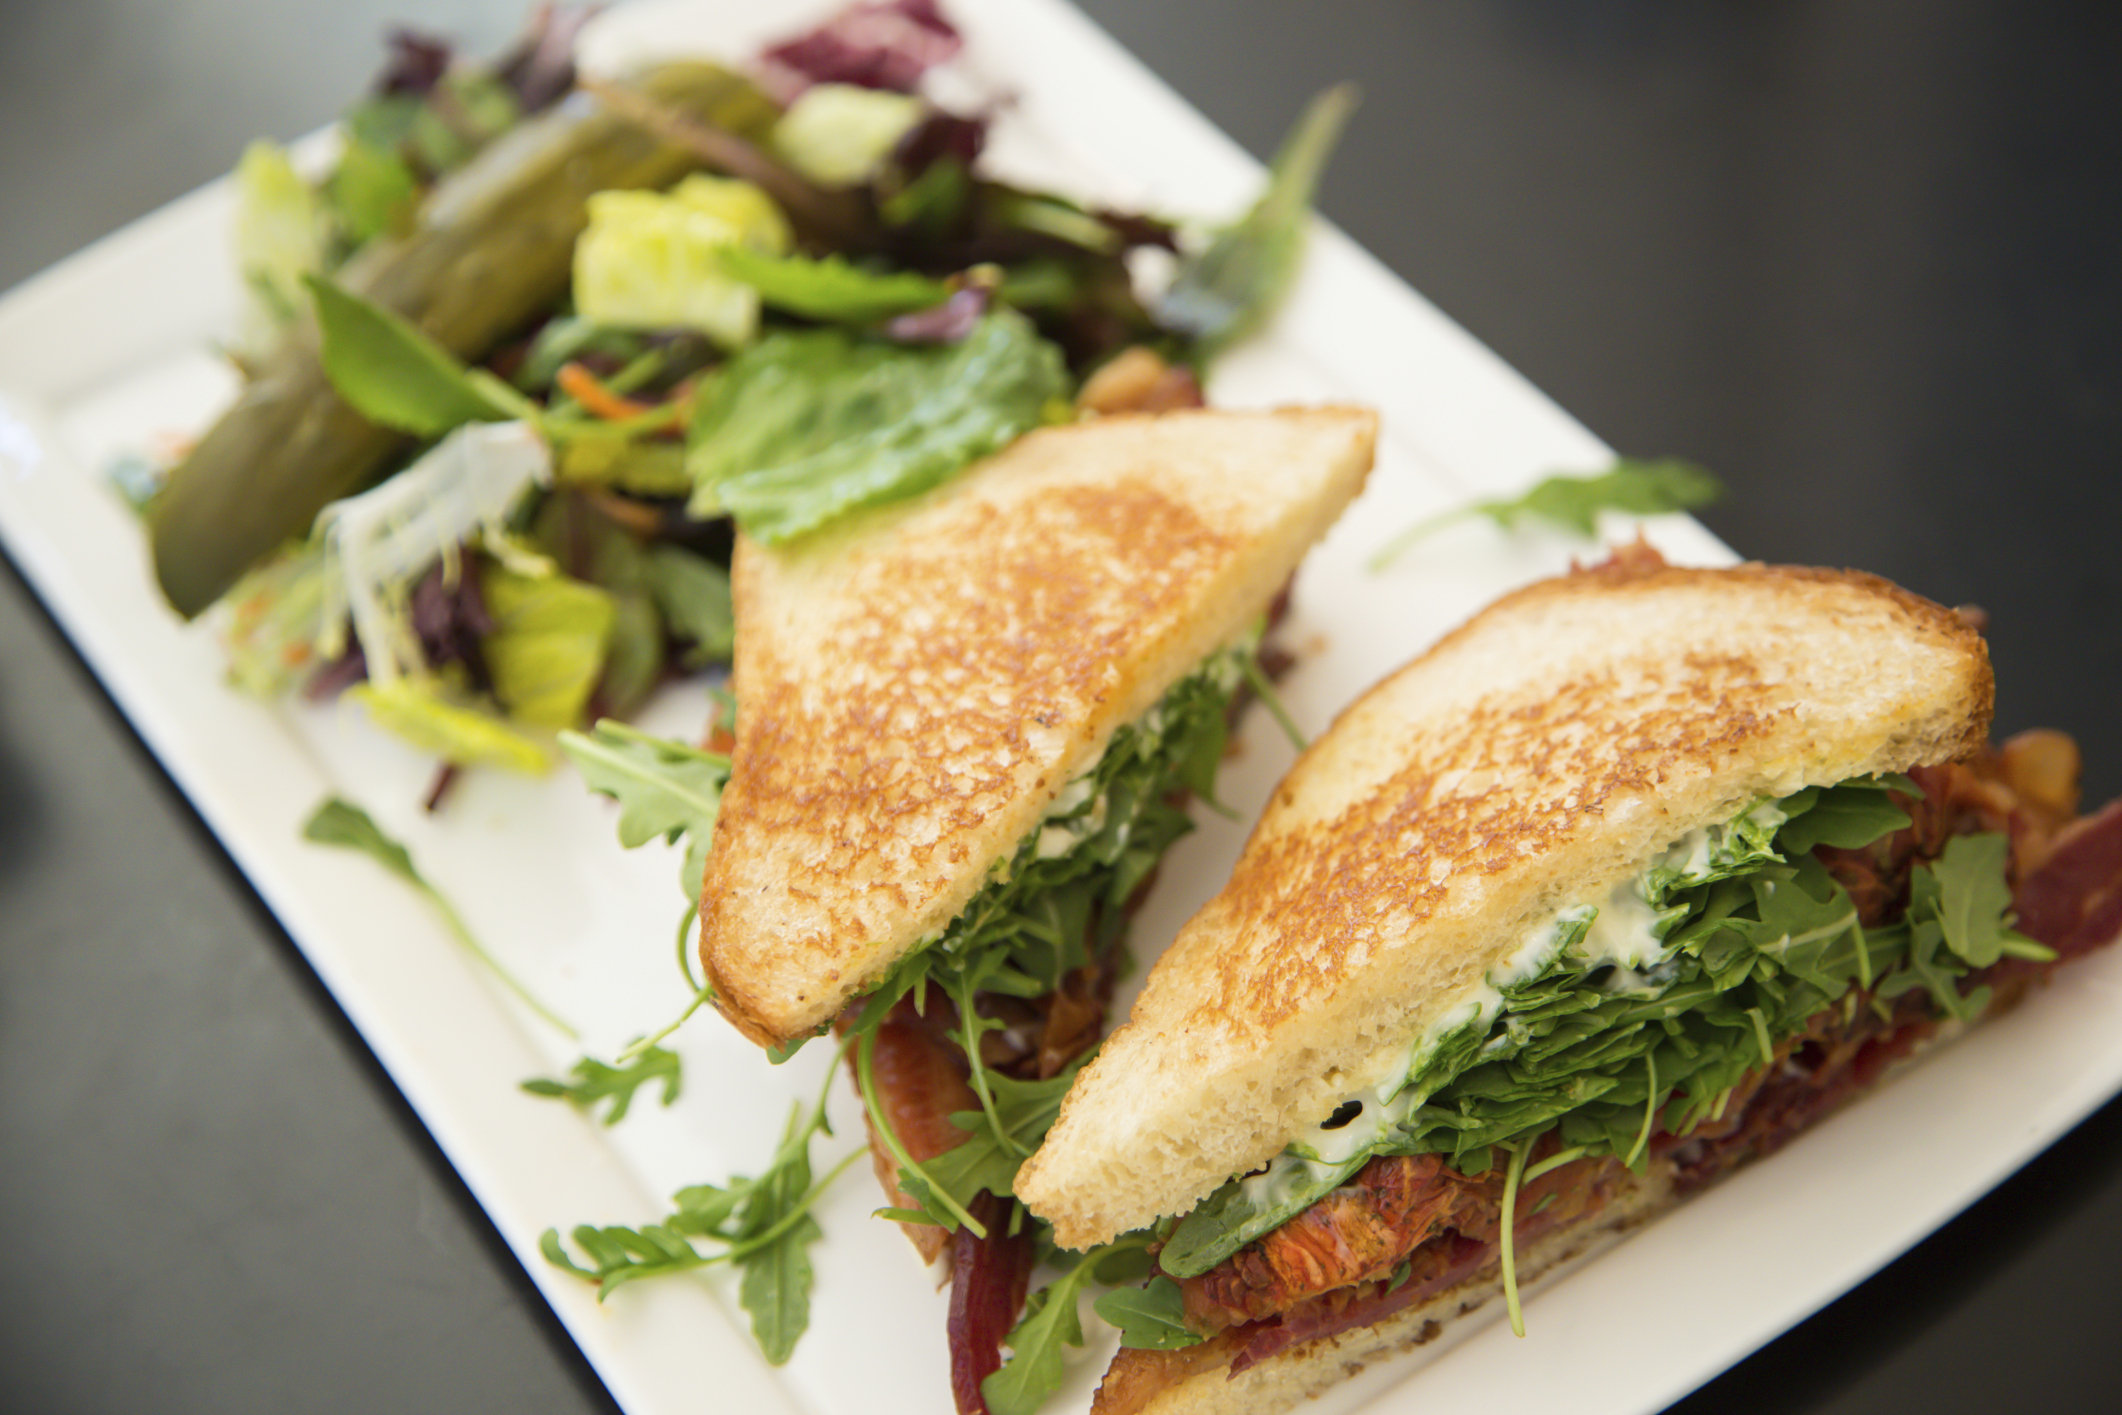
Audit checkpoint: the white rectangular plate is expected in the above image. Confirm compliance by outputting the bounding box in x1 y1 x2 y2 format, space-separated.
3 3 2118 1414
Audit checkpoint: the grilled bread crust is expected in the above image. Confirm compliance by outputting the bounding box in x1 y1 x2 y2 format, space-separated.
1017 558 1992 1247
698 407 1378 1046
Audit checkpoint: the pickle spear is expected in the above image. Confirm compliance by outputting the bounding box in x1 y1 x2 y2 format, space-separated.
151 62 779 619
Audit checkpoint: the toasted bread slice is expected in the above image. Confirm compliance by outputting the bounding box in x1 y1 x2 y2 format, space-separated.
699 406 1378 1046
1016 556 1992 1247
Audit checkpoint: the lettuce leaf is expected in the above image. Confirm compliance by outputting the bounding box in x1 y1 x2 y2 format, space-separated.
716 245 953 323
770 82 926 186
573 173 793 348
479 562 616 729
348 679 551 774
1159 83 1357 364
684 309 1068 542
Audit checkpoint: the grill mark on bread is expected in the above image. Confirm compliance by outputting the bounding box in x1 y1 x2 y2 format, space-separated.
730 485 1233 923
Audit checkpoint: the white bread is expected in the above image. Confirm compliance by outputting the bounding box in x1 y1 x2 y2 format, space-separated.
1016 557 1992 1247
698 406 1378 1046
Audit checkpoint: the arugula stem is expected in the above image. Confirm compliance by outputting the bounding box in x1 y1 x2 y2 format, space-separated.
424 883 580 1039
1365 505 1475 572
854 1029 988 1238
1499 1139 1531 1338
1240 651 1308 754
675 903 703 990
1520 1144 1589 1185
1745 1006 1774 1069
946 970 1022 1159
619 980 716 1066
721 1148 866 1263
1624 1049 1659 1170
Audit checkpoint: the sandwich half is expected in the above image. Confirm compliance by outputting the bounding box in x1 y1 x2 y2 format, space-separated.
700 404 1375 1044
1016 546 2122 1415
697 402 1376 1407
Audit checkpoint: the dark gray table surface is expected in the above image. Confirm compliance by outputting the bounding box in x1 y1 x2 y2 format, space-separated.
4 2 2118 1412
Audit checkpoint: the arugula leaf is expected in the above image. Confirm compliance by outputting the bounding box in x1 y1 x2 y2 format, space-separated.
982 1264 1092 1415
539 1220 707 1299
903 1057 1094 1227
717 245 954 323
1775 777 1917 854
735 1103 825 1364
542 1042 861 1357
304 274 532 436
1094 1275 1204 1351
980 1235 1171 1415
645 544 736 666
1369 457 1724 570
302 797 577 1037
521 1045 682 1125
1922 832 2033 969
1173 780 2036 1268
685 310 1068 542
560 720 732 900
859 644 1252 1199
1160 83 1358 364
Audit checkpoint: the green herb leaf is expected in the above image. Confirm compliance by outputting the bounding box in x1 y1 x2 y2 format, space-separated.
1160 83 1359 364
560 720 732 900
736 1103 825 1364
542 1039 859 1354
645 545 737 665
1094 1275 1204 1351
303 797 577 1037
539 1221 708 1299
479 562 617 730
1774 777 1916 854
304 274 522 436
981 1265 1092 1415
1922 832 2026 969
905 1057 1094 1227
685 310 1068 543
1369 458 1725 570
521 1045 682 1125
717 246 954 323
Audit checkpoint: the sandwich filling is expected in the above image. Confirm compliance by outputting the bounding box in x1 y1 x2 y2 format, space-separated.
841 632 1263 1404
1096 736 2122 1408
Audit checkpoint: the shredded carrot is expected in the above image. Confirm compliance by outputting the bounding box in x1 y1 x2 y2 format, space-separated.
556 361 662 422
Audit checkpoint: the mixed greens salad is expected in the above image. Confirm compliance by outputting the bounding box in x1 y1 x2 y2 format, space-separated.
145 2 1352 809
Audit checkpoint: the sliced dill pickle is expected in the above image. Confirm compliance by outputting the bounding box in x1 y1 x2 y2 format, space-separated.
150 62 778 618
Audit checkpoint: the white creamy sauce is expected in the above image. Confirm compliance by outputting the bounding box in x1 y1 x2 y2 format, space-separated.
1579 878 1673 970
1283 811 1790 1162
1237 1154 1346 1211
